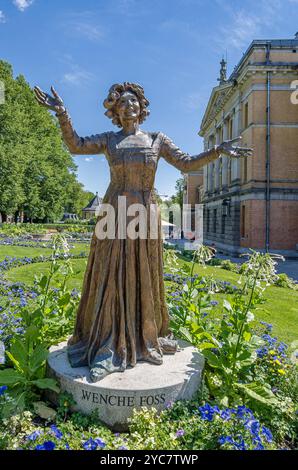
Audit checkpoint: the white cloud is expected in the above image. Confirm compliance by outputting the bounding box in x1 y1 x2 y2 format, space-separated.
84 157 94 162
62 12 106 42
184 92 205 111
215 0 283 51
0 11 6 23
62 69 94 87
13 0 34 11
70 21 105 41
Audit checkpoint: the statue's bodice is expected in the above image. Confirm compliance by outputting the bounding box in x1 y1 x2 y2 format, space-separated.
106 131 160 192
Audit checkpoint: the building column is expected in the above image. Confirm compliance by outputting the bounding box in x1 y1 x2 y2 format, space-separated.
232 101 241 181
207 163 213 192
214 127 222 190
222 120 229 188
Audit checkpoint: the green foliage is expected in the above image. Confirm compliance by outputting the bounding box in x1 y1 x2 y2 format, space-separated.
0 235 297 450
220 259 239 272
0 60 91 222
21 235 80 347
0 326 59 417
167 247 296 427
274 273 297 290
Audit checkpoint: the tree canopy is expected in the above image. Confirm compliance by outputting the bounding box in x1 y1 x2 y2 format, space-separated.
0 60 93 222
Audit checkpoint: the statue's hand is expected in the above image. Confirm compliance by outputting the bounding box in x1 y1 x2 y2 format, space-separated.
216 137 253 159
34 86 65 114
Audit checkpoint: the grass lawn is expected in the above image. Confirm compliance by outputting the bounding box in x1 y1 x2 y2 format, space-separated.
4 251 298 345
0 243 89 261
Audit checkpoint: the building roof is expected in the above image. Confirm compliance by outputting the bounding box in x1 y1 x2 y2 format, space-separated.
229 37 298 81
83 192 102 212
199 35 298 136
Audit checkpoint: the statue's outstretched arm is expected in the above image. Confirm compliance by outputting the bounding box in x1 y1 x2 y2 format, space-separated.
159 133 252 172
34 86 107 155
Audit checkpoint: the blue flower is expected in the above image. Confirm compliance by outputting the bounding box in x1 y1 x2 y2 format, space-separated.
254 442 265 450
260 321 273 331
82 438 105 450
176 429 185 438
50 425 63 440
0 385 8 396
219 409 231 421
277 342 288 353
218 436 234 445
27 430 42 441
234 438 246 451
236 405 254 418
95 438 106 448
257 346 269 357
245 419 260 436
262 426 273 443
35 441 56 451
198 403 218 421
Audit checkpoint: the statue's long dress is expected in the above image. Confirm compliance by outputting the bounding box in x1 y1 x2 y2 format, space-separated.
57 112 216 376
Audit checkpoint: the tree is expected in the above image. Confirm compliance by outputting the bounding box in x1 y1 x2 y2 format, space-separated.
0 60 86 223
170 177 185 210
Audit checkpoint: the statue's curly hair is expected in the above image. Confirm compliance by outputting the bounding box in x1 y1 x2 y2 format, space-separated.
103 82 150 127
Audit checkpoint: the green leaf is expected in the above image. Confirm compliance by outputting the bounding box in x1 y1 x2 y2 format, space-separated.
10 339 28 370
236 382 277 405
179 327 193 344
39 275 48 290
243 331 252 342
25 325 39 344
31 378 60 393
0 368 26 385
29 344 49 373
1 391 27 418
58 292 71 307
202 350 221 369
198 342 217 350
5 351 22 373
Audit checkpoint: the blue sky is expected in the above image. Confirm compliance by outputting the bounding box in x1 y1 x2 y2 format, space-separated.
1 0 298 197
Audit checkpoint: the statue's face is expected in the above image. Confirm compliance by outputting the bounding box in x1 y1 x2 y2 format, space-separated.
116 91 140 125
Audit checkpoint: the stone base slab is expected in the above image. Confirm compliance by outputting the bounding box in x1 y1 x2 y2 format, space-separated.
46 340 204 431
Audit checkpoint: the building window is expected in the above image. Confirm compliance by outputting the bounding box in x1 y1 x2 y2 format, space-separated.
221 213 225 234
228 158 232 185
243 156 248 182
213 209 217 233
229 118 233 139
243 102 249 129
241 205 246 238
206 209 210 233
219 158 223 188
210 163 214 192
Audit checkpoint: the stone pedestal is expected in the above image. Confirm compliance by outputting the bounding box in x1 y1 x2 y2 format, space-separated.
46 340 204 431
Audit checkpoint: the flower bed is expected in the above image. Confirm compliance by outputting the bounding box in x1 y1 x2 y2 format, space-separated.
0 239 297 450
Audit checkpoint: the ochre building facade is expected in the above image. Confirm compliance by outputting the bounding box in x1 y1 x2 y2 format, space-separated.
186 36 298 256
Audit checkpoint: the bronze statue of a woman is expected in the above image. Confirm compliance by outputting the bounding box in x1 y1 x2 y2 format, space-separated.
34 82 252 382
